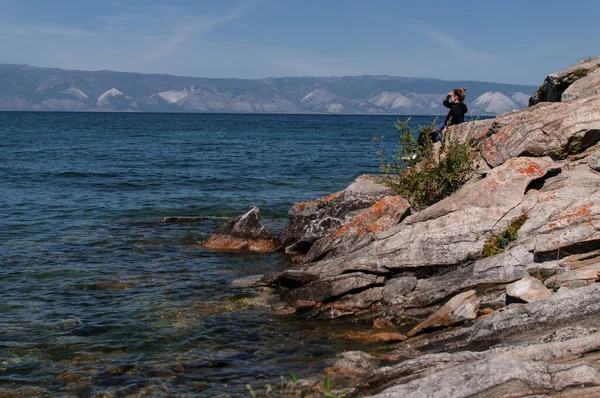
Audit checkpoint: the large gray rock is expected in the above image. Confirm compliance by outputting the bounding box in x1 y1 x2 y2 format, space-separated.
276 175 396 253
305 195 410 263
368 156 555 270
366 332 600 398
562 67 600 101
479 95 600 167
529 56 600 105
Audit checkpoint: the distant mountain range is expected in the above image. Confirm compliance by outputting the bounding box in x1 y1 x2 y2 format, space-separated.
0 64 537 115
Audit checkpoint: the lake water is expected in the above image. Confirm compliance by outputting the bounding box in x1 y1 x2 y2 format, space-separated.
0 112 438 396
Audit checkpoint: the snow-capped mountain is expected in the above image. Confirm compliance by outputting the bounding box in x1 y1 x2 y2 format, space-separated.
0 64 537 114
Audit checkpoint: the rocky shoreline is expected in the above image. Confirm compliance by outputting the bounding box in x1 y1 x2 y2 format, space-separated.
206 57 600 397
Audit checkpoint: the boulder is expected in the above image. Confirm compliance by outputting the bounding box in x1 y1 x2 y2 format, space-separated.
506 275 552 303
529 56 600 105
479 95 600 167
305 195 411 262
562 67 600 101
276 175 396 254
204 206 275 252
406 290 480 337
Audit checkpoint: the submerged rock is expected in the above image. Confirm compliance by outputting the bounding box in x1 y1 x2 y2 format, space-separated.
204 206 275 252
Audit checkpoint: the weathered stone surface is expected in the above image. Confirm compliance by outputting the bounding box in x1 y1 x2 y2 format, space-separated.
281 272 385 310
544 250 600 289
529 56 600 105
366 332 600 398
380 276 418 307
479 95 600 167
446 117 495 145
204 206 275 252
511 162 600 244
402 248 528 310
562 67 600 102
368 157 555 270
533 190 600 258
506 276 552 303
276 175 396 253
305 195 410 263
586 146 600 171
319 286 384 318
406 290 480 337
325 351 378 376
469 283 600 343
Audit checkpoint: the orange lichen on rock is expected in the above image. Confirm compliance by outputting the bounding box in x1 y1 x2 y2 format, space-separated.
546 202 595 231
517 162 544 177
333 196 409 239
294 190 343 211
204 234 276 253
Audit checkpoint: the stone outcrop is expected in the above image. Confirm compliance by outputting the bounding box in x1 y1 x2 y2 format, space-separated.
220 57 600 396
204 206 275 252
276 175 396 254
529 56 600 105
305 195 410 263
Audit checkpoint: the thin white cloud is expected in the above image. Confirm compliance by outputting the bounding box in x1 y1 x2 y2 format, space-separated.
409 23 485 60
0 2 252 73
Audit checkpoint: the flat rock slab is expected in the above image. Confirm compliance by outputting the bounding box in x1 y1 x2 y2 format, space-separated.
479 94 600 167
407 290 480 337
506 275 552 303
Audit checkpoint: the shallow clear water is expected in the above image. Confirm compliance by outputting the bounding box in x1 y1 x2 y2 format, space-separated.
0 112 437 396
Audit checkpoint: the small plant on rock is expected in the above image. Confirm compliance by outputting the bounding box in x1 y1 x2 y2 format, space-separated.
377 118 478 211
482 213 529 258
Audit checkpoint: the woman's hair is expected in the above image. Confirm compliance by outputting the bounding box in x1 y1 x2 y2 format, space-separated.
454 87 467 102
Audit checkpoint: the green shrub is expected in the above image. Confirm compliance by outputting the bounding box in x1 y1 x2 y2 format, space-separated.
377 119 478 211
482 214 528 258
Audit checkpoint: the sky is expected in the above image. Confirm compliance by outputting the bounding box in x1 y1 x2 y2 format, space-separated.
0 0 598 85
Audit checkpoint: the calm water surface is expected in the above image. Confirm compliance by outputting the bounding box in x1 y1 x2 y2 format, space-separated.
0 112 436 396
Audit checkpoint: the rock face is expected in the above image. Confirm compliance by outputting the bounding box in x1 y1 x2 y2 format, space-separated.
204 206 275 252
226 57 600 396
305 195 411 263
529 56 600 105
276 175 396 253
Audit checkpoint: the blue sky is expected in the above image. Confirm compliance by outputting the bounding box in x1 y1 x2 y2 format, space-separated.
0 0 598 85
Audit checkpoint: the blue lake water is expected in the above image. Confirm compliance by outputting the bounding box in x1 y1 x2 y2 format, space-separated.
0 112 439 396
